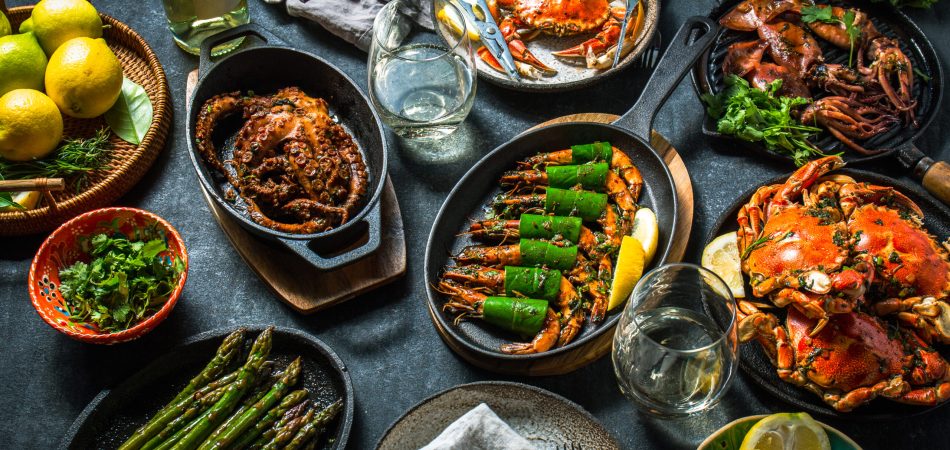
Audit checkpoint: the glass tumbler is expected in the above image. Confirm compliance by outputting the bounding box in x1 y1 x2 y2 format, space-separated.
612 263 738 417
161 0 250 56
368 0 477 140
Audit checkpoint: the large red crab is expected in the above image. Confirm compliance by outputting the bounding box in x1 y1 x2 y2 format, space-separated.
739 306 950 411
479 0 644 77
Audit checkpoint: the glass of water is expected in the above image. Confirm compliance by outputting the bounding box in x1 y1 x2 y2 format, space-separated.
161 0 250 56
368 0 477 140
612 263 738 417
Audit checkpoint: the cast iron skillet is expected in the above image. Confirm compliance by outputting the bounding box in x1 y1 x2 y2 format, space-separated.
691 0 944 165
58 326 354 449
186 24 388 271
423 17 719 362
706 169 950 420
432 0 660 92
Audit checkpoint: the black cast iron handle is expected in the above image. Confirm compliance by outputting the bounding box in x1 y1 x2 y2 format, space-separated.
614 16 719 141
198 23 286 78
278 200 383 271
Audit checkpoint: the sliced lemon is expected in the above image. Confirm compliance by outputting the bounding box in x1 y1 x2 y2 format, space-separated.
437 1 480 42
608 235 645 311
740 413 831 450
702 232 746 298
0 190 40 211
630 207 658 266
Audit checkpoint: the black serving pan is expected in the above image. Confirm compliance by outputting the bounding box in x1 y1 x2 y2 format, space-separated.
691 0 950 206
706 169 950 420
59 326 354 449
186 24 388 271
423 17 719 364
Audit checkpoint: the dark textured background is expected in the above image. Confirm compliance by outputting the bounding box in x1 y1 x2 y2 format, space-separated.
2 0 949 448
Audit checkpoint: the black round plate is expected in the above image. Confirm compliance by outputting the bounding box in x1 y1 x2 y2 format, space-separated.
707 169 950 420
691 0 944 166
59 326 354 449
424 122 677 363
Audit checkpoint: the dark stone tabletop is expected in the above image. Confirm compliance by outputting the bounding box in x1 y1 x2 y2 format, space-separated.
2 0 949 449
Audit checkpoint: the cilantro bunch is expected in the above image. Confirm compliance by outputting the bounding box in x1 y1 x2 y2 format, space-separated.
702 75 833 166
59 233 184 333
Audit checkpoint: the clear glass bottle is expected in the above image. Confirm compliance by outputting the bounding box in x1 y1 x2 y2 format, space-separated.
161 0 249 56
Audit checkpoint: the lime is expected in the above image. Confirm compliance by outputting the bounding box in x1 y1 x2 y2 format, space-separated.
702 232 746 298
31 0 102 55
630 207 659 265
46 37 123 118
19 17 34 34
608 235 646 311
0 11 11 37
740 413 831 450
0 89 63 161
0 32 48 96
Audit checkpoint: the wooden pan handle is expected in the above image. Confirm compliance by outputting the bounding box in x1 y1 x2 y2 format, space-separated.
0 178 65 193
920 160 950 207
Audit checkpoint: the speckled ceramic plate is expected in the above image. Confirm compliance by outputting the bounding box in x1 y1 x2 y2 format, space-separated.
436 0 660 92
698 414 862 450
376 381 619 449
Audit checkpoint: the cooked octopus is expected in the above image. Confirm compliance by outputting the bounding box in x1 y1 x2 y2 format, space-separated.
195 87 368 234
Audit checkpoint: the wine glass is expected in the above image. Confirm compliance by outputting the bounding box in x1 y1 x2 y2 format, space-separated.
612 263 738 417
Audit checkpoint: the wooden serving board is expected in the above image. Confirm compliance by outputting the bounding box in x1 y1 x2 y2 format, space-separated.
187 71 407 314
429 113 693 376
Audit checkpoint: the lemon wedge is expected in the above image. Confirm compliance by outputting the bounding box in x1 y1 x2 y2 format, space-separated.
740 413 831 450
0 190 40 211
630 207 658 266
437 1 481 42
608 235 646 311
702 232 745 298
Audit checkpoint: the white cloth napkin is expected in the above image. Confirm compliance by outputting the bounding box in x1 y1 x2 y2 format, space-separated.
419 403 537 450
284 0 432 51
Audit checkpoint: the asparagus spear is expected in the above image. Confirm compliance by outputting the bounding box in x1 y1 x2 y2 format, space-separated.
198 358 302 450
282 400 343 450
170 328 273 450
248 400 309 449
140 384 231 450
229 389 308 450
169 329 246 407
260 408 313 450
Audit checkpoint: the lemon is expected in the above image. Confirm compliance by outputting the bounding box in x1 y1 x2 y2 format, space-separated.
31 0 102 55
46 37 123 118
702 232 746 298
0 89 63 161
630 207 659 265
0 32 48 96
740 413 831 450
608 235 646 311
437 1 480 42
19 18 34 34
0 11 11 37
0 191 41 211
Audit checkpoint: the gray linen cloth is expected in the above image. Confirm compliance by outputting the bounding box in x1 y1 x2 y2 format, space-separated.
284 0 433 51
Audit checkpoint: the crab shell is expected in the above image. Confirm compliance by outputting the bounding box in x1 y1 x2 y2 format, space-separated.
848 204 950 300
510 0 611 36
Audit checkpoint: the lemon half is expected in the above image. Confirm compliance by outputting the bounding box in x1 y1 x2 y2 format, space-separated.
0 191 41 211
740 413 831 450
608 235 646 311
702 232 746 298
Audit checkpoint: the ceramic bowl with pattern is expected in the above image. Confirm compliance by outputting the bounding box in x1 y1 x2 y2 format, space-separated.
29 207 188 344
698 414 862 450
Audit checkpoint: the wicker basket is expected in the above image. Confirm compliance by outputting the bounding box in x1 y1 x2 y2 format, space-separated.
0 3 172 236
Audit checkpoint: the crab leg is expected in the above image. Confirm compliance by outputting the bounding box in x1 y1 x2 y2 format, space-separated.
479 9 556 75
552 3 644 69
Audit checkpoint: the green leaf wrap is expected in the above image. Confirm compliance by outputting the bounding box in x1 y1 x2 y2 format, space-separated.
570 142 612 163
544 187 608 221
546 163 608 191
482 296 548 336
519 239 578 271
518 214 582 243
504 266 561 301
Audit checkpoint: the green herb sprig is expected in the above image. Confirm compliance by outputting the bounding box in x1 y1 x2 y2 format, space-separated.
0 128 112 192
702 75 834 166
801 5 861 66
59 232 184 333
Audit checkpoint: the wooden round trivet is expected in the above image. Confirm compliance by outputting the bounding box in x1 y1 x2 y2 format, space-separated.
430 113 693 375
